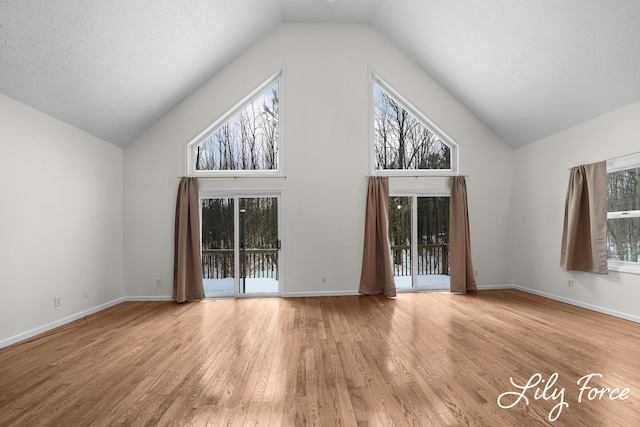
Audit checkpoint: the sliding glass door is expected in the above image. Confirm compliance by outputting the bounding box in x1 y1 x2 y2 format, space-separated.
238 197 279 294
389 193 450 290
201 193 281 297
389 196 412 289
201 197 235 295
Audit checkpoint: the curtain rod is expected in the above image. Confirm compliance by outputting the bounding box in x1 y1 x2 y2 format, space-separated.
178 175 286 179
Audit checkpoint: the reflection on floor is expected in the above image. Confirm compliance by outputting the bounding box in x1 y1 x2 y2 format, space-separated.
204 274 449 295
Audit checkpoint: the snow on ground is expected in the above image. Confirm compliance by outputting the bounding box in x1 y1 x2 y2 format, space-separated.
204 274 448 295
394 274 450 289
204 277 278 295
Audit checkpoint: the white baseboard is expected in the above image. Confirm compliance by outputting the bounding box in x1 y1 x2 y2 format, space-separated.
473 284 640 324
511 285 640 324
5 285 636 350
476 284 516 290
124 296 174 302
284 290 362 297
0 297 125 349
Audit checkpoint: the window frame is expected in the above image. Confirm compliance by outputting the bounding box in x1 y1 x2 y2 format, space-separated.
185 70 284 177
389 188 451 291
199 189 285 297
606 152 640 274
369 72 459 177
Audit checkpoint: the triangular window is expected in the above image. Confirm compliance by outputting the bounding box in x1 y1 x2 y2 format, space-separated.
188 72 281 175
372 76 457 175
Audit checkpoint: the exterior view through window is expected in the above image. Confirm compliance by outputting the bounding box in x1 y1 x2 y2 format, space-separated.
193 73 284 296
373 83 451 172
607 159 640 264
194 81 279 172
389 195 450 289
201 196 279 295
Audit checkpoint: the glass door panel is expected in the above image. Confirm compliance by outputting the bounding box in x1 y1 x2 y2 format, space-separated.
201 197 235 296
389 196 412 289
417 197 449 289
239 197 279 294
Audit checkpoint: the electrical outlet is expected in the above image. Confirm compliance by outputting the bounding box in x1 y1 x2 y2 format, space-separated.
473 270 479 277
321 276 327 284
54 296 62 307
83 289 89 298
568 279 574 287
155 278 162 287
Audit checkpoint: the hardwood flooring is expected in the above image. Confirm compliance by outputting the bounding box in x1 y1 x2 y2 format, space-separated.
1 289 640 426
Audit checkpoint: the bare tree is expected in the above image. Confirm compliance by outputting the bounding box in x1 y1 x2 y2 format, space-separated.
196 82 279 171
608 168 640 262
373 85 450 170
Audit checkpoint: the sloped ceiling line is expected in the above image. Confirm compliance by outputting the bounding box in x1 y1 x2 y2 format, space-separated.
1 0 639 148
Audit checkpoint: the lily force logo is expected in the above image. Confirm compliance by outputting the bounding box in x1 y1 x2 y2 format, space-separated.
497 372 630 422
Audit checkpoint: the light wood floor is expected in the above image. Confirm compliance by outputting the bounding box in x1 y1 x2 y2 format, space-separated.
1 290 640 426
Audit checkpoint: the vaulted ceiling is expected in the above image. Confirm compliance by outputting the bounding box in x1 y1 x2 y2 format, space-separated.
1 0 639 148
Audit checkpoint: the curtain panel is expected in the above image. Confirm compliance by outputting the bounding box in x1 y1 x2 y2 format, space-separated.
449 176 477 293
359 176 396 297
560 161 608 274
173 177 206 303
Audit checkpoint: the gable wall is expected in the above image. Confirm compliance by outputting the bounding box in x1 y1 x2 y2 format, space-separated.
123 23 514 297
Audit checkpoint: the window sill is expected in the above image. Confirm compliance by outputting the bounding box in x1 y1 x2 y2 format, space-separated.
608 260 640 275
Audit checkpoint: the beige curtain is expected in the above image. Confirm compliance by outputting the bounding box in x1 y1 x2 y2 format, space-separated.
173 177 205 303
359 176 396 297
449 176 477 293
560 161 608 274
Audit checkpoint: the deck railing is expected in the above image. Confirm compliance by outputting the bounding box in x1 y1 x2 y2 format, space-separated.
202 249 278 279
203 244 446 280
391 244 449 276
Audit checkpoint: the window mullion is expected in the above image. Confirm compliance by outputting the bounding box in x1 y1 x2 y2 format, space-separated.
412 194 418 288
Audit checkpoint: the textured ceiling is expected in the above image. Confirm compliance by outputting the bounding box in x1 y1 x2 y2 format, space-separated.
1 0 639 148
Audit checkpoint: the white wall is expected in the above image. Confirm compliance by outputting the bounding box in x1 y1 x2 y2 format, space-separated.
123 23 514 298
512 100 640 321
0 93 124 347
2 23 636 348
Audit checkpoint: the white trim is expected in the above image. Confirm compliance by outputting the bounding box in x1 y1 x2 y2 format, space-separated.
200 190 285 298
284 290 362 298
606 153 640 269
369 69 460 176
478 284 640 324
511 285 640 324
607 260 640 275
0 297 125 349
475 284 516 290
185 69 284 177
606 152 640 173
389 188 451 197
607 210 640 219
374 169 456 177
6 286 638 349
124 296 174 301
388 191 451 291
